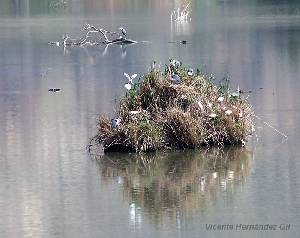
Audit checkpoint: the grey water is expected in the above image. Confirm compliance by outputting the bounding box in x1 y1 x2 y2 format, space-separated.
0 0 300 237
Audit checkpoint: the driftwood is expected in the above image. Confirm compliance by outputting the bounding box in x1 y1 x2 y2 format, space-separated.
49 24 137 47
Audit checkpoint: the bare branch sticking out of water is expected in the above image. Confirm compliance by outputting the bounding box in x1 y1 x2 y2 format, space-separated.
170 2 192 22
50 24 137 47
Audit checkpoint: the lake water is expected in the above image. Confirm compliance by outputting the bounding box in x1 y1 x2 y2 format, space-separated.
0 0 300 237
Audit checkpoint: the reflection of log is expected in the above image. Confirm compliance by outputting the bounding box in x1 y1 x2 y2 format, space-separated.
105 38 137 45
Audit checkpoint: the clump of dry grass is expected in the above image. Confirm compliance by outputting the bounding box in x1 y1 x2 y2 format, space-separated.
94 62 254 152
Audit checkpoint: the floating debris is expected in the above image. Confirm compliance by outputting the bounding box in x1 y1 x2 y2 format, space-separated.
48 41 60 46
239 89 252 94
168 40 188 44
48 88 61 92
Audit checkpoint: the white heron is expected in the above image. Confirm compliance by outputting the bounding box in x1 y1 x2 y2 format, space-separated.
124 73 137 90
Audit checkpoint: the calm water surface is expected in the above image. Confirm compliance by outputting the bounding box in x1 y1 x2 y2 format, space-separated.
0 0 300 237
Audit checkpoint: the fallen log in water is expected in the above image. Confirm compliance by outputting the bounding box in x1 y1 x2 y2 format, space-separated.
49 24 137 47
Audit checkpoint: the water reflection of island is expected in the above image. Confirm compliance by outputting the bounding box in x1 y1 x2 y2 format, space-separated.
97 148 252 226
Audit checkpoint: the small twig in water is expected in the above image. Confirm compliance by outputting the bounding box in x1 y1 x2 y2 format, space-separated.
254 114 288 141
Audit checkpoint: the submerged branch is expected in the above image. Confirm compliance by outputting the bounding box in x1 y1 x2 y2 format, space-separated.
254 114 288 141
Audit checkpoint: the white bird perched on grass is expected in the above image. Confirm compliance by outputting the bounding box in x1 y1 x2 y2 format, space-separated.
187 68 194 76
124 83 132 90
217 96 224 102
124 73 137 90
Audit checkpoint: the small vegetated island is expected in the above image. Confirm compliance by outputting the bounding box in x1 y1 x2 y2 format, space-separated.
93 61 254 153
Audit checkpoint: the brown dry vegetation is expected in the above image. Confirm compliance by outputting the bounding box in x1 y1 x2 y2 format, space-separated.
93 62 254 153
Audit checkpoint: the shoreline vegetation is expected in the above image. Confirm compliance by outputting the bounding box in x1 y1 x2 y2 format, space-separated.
91 61 254 153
